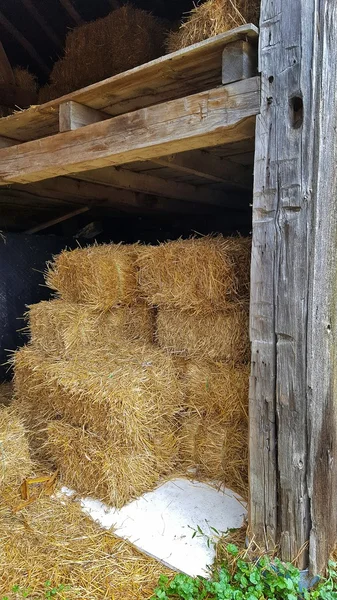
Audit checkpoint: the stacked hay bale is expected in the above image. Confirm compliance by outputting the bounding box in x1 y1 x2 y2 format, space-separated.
166 0 260 53
39 6 167 102
137 237 251 498
13 243 183 507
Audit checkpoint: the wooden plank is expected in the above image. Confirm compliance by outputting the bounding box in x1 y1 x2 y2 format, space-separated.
250 0 337 574
0 25 258 143
26 206 90 234
0 10 49 75
59 101 109 131
222 40 257 85
0 136 18 148
21 0 63 49
153 149 252 189
0 42 14 85
76 166 247 208
0 77 259 185
59 0 83 25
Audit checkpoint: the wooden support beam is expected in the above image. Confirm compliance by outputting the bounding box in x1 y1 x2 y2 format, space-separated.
0 10 49 75
0 136 19 148
59 101 109 132
77 166 246 208
250 0 337 575
59 0 84 25
0 77 259 185
0 42 14 85
153 149 252 189
25 206 90 234
21 0 63 49
222 40 257 85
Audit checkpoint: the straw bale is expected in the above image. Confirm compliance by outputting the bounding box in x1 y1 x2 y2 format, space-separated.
0 405 33 489
46 420 177 507
137 236 251 313
13 343 183 450
166 0 260 53
0 490 173 599
0 381 13 406
27 299 155 357
47 6 166 97
156 306 249 361
45 243 140 310
184 360 249 418
13 66 38 93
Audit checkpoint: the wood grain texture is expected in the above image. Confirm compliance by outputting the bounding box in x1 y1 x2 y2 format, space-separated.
222 40 257 85
59 101 109 131
0 25 258 143
250 0 337 573
0 77 259 185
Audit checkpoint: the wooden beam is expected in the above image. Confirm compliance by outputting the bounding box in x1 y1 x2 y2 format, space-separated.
0 136 19 148
0 77 259 185
21 0 63 50
59 0 84 25
250 0 337 575
25 206 90 234
0 42 14 85
153 149 252 189
76 166 246 208
0 10 49 75
59 101 109 132
222 40 257 85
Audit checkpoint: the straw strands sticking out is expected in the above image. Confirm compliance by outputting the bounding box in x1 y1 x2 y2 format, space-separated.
137 236 251 314
46 421 178 508
27 300 155 357
156 307 249 362
166 0 260 53
0 381 13 406
0 406 34 489
0 490 173 599
45 243 140 310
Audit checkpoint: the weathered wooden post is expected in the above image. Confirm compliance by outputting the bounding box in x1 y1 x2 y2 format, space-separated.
250 0 337 573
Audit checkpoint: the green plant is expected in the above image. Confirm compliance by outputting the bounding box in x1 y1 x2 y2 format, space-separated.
151 546 337 599
1 581 71 599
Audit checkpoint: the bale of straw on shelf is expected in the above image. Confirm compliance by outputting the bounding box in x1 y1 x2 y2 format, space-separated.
46 420 177 508
13 343 183 459
0 490 173 599
184 360 249 418
27 300 155 357
13 66 38 93
0 406 34 489
137 236 250 314
166 0 260 53
178 411 248 499
44 6 167 100
156 306 249 362
45 243 140 310
0 381 13 406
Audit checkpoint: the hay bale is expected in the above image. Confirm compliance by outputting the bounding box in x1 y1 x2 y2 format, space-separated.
178 411 248 499
166 0 260 53
46 420 177 507
0 406 33 489
137 236 250 314
13 343 183 459
13 66 38 93
0 381 13 406
184 360 249 418
46 243 140 310
47 6 166 97
156 306 249 361
27 300 155 356
0 492 173 598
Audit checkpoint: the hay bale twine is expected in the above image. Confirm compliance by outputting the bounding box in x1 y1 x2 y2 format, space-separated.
156 306 249 362
45 244 140 310
166 0 260 53
138 236 250 314
47 6 167 97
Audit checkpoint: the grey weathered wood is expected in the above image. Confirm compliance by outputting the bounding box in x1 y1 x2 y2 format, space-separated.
250 0 337 574
59 101 109 131
25 206 90 234
222 40 257 85
0 77 259 185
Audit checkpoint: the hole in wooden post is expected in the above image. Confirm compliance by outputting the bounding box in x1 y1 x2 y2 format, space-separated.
289 95 303 129
268 75 274 83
